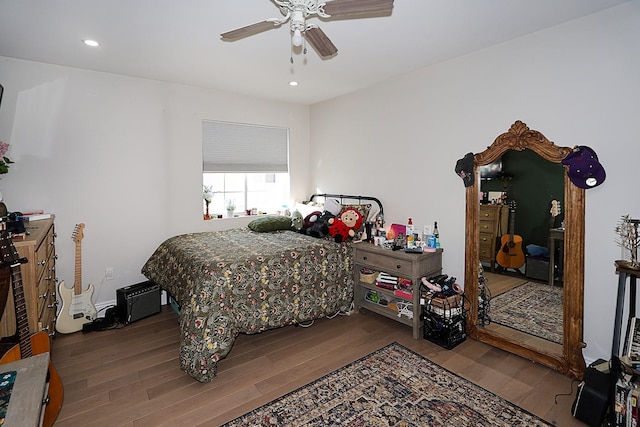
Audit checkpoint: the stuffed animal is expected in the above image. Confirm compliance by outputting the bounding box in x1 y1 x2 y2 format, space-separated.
306 211 335 238
291 210 304 231
301 210 322 233
328 208 363 243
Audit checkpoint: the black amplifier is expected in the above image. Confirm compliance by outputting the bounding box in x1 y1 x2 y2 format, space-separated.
116 281 161 324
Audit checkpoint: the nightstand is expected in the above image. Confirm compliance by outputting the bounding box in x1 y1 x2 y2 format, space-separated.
353 242 443 339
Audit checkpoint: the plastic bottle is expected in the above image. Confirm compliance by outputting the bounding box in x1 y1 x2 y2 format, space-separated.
433 221 440 248
406 218 414 248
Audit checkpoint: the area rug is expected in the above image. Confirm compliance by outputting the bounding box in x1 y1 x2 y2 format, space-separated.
222 342 552 426
490 281 563 345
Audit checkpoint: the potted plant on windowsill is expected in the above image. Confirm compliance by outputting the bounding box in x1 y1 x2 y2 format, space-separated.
226 199 236 218
203 185 214 220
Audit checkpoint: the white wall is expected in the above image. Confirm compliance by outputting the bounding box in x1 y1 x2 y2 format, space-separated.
0 57 311 308
0 1 637 365
310 1 640 364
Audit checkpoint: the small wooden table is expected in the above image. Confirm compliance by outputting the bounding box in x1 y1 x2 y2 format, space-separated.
1 352 50 426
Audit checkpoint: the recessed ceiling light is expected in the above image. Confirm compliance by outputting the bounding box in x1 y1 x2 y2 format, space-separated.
83 39 100 47
289 81 299 87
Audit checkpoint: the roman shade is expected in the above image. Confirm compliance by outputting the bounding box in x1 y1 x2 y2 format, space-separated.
202 120 289 173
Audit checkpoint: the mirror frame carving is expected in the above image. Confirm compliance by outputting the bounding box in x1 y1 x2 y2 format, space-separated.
464 120 586 379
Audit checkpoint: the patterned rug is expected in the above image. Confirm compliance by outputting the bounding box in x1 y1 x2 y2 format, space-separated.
490 281 563 344
223 342 552 426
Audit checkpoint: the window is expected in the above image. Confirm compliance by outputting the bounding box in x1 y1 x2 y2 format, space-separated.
202 121 290 217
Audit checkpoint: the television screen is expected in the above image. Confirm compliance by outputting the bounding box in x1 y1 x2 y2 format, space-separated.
479 159 502 179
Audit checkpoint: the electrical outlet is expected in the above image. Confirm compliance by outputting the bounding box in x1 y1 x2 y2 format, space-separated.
105 267 114 280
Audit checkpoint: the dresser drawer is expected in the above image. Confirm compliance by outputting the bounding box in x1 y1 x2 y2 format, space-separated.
480 232 494 246
355 250 414 277
479 220 497 235
479 206 499 221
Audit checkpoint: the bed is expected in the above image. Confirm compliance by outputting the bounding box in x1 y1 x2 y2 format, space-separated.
141 194 383 382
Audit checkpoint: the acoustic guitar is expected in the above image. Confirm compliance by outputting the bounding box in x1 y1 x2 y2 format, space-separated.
56 223 97 333
496 201 525 269
0 230 63 427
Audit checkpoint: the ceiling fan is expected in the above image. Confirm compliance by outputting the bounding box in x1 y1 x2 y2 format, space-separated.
221 0 394 59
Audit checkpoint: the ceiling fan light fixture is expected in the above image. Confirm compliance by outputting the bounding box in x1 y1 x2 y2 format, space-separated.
292 28 303 47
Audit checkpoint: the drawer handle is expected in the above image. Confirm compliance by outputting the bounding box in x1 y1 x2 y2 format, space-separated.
40 291 48 299
481 237 488 242
38 260 46 266
396 264 402 269
48 302 57 309
363 256 367 261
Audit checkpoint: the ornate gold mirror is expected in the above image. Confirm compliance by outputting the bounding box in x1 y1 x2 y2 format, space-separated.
464 120 586 379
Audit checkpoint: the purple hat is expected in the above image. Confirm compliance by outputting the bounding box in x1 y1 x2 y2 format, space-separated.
455 152 475 187
561 146 606 189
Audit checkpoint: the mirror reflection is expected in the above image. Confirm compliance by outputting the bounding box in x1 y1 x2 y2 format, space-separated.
477 150 566 354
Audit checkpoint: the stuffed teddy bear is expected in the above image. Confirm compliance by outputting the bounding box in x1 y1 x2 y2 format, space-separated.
328 208 363 243
306 211 335 238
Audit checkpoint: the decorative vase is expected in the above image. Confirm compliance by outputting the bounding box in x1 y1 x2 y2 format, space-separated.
203 204 211 220
226 209 234 218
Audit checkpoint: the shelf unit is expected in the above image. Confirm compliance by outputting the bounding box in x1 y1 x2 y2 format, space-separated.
353 242 442 339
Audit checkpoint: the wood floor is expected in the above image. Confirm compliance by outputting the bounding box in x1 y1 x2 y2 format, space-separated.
50 305 586 426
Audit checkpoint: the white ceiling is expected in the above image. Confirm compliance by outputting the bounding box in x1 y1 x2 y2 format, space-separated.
0 0 629 105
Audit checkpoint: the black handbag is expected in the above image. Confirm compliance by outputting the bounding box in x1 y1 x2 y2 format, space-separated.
572 367 611 427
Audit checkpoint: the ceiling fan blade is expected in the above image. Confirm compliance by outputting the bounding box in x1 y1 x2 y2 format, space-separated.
322 0 394 17
221 19 279 41
305 26 338 58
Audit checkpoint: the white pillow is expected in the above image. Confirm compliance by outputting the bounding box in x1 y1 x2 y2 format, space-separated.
293 202 323 218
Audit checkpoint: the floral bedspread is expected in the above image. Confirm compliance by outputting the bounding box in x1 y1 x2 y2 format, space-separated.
141 228 353 382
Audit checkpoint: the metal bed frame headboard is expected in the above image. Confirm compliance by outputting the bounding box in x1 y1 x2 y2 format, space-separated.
308 193 384 217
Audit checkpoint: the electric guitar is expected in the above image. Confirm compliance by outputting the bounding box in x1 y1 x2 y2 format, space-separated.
0 230 63 427
496 201 525 269
56 223 97 333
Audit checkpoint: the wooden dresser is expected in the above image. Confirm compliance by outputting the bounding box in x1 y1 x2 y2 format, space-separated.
0 217 57 341
479 205 508 272
353 242 443 339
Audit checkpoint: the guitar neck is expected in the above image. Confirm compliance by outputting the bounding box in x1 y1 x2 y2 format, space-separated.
509 208 516 242
74 240 82 295
10 263 32 358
